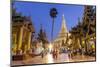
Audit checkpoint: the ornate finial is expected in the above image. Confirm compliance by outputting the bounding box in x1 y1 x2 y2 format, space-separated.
40 24 42 30
78 17 81 23
62 14 64 17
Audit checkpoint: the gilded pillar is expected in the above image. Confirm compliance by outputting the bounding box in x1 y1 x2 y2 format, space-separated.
18 26 23 50
27 32 32 50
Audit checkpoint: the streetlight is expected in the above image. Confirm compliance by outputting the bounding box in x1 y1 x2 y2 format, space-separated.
50 8 58 42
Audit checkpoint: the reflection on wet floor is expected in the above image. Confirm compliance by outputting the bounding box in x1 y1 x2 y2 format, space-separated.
46 53 54 63
12 53 95 66
43 53 95 63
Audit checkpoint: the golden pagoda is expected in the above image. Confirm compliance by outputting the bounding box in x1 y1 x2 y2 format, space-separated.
53 14 70 48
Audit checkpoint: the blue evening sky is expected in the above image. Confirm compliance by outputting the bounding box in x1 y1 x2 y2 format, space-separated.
13 1 84 42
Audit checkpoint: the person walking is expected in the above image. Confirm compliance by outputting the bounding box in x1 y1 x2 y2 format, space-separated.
41 47 44 58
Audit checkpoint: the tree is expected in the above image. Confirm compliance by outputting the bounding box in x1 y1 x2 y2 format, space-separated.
50 8 58 41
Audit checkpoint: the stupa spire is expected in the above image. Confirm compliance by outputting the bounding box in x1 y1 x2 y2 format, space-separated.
60 14 68 34
54 14 69 44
